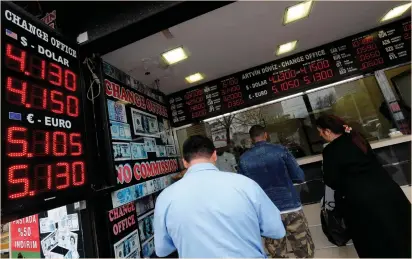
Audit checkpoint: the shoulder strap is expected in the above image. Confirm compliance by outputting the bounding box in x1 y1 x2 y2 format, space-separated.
322 183 327 208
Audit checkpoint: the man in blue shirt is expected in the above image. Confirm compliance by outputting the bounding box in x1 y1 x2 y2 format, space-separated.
154 135 286 258
238 125 315 258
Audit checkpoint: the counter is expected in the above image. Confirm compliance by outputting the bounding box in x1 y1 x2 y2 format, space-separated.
297 135 412 166
295 135 411 205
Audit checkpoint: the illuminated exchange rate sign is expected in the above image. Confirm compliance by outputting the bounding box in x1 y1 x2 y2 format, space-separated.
169 18 411 127
2 3 88 220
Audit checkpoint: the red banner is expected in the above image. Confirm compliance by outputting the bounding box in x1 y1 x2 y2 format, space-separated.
10 215 41 255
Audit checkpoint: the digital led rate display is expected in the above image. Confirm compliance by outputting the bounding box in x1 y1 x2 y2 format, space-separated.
6 44 80 117
2 3 88 220
169 18 411 127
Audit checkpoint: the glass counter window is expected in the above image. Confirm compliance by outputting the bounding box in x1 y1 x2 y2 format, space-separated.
205 75 399 159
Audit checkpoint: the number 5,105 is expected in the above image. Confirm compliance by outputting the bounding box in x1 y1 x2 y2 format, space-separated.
7 127 83 158
7 161 86 200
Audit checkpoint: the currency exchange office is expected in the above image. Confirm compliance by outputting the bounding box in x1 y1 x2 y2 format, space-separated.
1 1 411 258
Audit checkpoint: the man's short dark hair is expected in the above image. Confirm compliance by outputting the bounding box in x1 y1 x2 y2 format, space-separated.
183 135 215 162
249 125 266 140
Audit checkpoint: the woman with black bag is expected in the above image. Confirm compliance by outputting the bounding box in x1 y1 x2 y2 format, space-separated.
316 115 411 258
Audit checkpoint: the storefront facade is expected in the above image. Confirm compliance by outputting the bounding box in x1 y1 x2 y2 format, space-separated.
85 59 181 258
1 1 411 258
170 17 411 205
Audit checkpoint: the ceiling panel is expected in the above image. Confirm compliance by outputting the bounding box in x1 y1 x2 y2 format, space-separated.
102 1 410 95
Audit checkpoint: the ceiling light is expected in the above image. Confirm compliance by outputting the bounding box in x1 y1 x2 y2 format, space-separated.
276 40 298 55
283 0 313 25
381 3 412 22
161 47 188 65
185 73 204 83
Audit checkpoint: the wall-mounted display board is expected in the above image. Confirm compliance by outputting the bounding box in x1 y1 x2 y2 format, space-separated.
1 2 90 223
169 17 411 127
94 60 180 188
88 60 181 258
106 174 175 258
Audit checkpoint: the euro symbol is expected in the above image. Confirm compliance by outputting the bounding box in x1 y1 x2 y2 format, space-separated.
27 114 34 124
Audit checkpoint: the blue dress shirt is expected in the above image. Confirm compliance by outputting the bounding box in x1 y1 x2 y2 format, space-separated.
154 163 285 258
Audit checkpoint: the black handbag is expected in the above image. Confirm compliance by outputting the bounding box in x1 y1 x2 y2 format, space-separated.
320 186 351 247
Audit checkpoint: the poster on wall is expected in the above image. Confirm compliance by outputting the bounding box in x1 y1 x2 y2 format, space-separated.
113 230 140 259
107 100 128 123
10 215 41 258
166 145 177 157
111 121 133 141
156 145 167 157
8 203 85 259
59 214 80 232
159 118 175 146
113 142 132 161
138 212 154 244
111 174 177 208
136 196 155 217
131 108 160 137
108 202 137 237
143 138 157 153
39 218 56 234
39 204 84 259
108 203 140 258
131 143 148 160
142 237 155 258
101 66 180 188
211 123 227 148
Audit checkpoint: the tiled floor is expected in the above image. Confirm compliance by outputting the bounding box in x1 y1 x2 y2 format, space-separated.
297 185 411 258
301 203 358 258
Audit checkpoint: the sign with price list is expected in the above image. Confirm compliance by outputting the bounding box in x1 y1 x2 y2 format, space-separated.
10 215 41 258
169 17 411 127
1 2 89 222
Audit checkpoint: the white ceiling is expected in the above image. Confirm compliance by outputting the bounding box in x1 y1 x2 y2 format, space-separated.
102 1 410 95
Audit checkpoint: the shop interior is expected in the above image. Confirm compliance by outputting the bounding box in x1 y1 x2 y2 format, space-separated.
96 2 411 257
1 1 411 258
101 1 411 162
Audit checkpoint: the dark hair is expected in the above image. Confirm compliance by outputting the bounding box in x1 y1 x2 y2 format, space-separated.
216 147 224 156
316 115 368 153
182 135 215 162
249 125 266 140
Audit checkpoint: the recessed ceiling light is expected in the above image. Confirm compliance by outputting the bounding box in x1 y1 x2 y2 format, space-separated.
283 0 314 25
276 40 298 55
381 3 412 22
185 73 204 83
161 47 188 65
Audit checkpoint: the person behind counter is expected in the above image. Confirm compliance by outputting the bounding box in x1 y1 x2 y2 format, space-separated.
238 125 315 258
216 147 238 173
316 115 411 258
153 135 285 258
